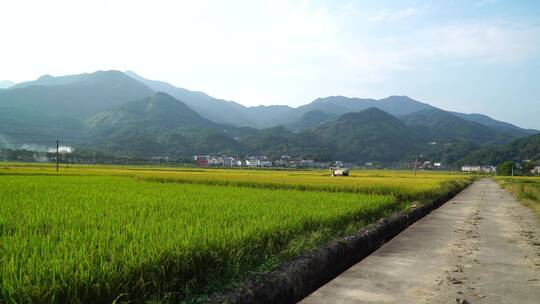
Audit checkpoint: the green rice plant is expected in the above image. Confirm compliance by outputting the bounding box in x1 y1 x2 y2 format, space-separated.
0 175 398 303
0 165 471 302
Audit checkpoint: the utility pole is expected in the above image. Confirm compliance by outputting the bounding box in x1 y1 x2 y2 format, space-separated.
511 163 514 177
413 157 418 176
56 140 59 172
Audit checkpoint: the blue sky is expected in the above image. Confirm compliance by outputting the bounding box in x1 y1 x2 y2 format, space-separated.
1 0 539 128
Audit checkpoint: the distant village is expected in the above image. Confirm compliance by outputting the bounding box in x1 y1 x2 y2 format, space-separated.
194 155 516 174
460 165 497 174
193 155 354 169
191 154 540 176
461 164 540 175
3 147 539 175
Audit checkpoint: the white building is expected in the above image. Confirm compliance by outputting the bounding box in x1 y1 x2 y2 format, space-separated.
244 156 271 167
260 160 273 167
222 157 235 167
532 166 540 175
208 156 224 166
245 159 258 167
300 159 314 167
461 165 496 173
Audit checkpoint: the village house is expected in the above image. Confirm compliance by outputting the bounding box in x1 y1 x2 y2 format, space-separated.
245 156 271 167
531 166 540 175
194 155 209 167
222 157 235 167
461 165 496 173
208 156 224 166
194 155 238 167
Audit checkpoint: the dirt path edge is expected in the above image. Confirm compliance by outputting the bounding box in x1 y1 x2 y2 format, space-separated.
206 185 468 304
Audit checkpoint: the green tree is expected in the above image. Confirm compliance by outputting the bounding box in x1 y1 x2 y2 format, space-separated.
497 161 515 176
522 161 534 176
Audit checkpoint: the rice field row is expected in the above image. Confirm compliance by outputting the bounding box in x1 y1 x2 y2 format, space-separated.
0 165 471 303
0 164 469 202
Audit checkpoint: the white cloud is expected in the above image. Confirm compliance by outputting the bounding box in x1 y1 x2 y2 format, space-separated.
0 1 539 108
369 7 420 23
408 21 540 64
334 18 540 76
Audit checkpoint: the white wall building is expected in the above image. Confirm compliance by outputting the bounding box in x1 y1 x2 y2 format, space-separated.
223 157 235 167
461 165 496 173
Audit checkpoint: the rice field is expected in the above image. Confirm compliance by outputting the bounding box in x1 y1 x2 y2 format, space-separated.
0 164 471 303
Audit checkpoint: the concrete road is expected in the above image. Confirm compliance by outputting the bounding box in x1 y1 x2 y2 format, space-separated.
300 179 540 304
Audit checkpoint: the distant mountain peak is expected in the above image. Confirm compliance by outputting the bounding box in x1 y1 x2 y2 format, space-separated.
0 80 15 89
37 74 54 80
12 70 135 89
383 95 414 100
2 70 153 118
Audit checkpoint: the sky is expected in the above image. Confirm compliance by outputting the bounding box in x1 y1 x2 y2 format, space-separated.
1 0 540 128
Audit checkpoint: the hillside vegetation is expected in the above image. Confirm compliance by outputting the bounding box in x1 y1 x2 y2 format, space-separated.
458 134 540 165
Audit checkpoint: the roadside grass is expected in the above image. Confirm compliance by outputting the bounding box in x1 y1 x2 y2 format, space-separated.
0 164 471 303
497 177 540 214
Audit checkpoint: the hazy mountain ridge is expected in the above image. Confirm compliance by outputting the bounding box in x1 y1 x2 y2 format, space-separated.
400 108 516 146
451 112 538 137
298 95 435 117
0 69 537 165
0 70 153 119
124 71 255 127
123 72 537 137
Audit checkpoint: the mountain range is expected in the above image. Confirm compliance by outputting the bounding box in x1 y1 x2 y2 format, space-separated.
0 70 538 166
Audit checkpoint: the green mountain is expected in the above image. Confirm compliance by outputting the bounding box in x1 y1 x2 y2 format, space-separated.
457 133 540 165
124 71 255 127
84 92 248 156
242 108 420 163
407 141 481 166
0 70 153 119
0 107 86 149
240 125 324 159
243 107 523 165
400 108 516 145
88 92 215 130
310 108 419 162
126 71 538 137
286 110 338 132
1 70 537 164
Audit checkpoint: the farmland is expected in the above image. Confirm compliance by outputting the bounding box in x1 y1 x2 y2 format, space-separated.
0 164 471 303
